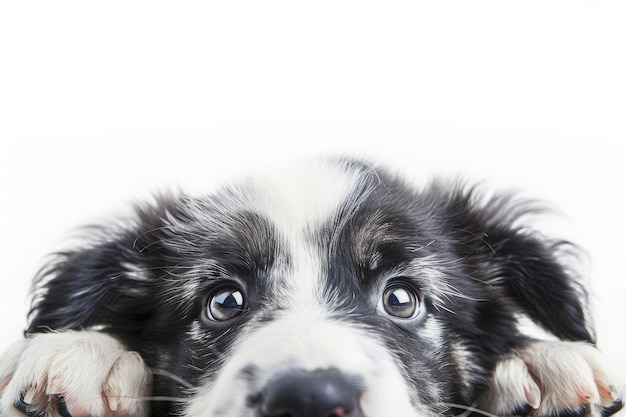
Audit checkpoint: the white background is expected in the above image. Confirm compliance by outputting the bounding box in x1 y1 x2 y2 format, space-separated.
1 0 625 400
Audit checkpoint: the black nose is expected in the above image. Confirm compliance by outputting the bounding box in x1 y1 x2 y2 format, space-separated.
258 368 363 417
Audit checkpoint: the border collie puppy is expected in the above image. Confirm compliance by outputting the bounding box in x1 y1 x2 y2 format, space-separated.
0 158 622 417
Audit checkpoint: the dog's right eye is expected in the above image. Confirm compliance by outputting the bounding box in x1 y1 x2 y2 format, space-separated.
205 286 247 321
380 283 421 319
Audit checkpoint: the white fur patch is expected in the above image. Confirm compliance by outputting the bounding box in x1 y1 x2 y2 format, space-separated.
515 314 559 342
244 159 377 306
521 341 621 416
479 341 622 417
478 355 541 415
0 331 151 417
185 310 428 417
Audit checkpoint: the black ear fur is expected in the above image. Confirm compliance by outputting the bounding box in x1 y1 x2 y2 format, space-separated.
26 196 179 341
27 233 149 337
482 229 593 343
439 186 594 344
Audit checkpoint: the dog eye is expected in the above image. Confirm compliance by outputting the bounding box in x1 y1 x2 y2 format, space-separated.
206 287 247 321
381 284 420 319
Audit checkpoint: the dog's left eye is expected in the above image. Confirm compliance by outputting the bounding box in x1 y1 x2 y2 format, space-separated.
380 283 421 319
206 287 247 321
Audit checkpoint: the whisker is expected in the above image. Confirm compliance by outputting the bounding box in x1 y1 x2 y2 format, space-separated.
433 303 457 315
151 369 194 390
102 395 190 403
442 402 500 417
438 281 488 302
140 396 190 403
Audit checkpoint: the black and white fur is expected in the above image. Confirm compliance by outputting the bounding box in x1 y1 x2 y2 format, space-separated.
0 158 622 417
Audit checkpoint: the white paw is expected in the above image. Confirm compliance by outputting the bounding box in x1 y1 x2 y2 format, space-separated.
479 341 623 417
0 331 152 417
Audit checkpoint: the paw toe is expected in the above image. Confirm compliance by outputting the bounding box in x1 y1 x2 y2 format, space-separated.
1 332 151 417
481 342 624 417
477 356 541 416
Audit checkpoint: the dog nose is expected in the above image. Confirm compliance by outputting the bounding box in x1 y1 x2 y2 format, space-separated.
259 368 362 417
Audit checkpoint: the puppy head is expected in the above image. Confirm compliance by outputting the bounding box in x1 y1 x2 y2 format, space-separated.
28 158 593 417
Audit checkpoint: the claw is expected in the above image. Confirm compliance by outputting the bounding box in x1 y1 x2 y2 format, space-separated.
576 389 596 404
13 400 30 416
524 379 542 410
13 393 35 417
596 382 620 406
21 391 35 406
107 396 120 412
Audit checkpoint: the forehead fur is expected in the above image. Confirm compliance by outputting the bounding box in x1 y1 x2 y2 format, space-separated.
234 158 380 233
145 158 458 302
237 158 383 309
138 159 387 307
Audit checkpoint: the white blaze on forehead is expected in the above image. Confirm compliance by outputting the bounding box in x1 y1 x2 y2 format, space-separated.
245 159 371 239
242 159 374 304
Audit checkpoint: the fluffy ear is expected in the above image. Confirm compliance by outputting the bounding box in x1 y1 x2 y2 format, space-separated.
26 196 178 339
438 186 594 344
